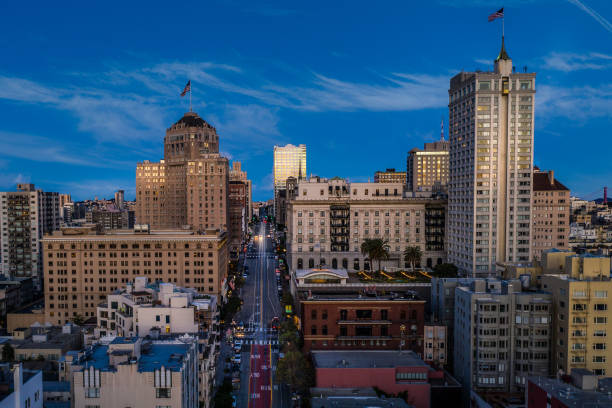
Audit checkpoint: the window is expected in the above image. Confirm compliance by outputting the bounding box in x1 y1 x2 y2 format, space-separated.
311 310 317 320
355 310 372 319
155 388 171 398
594 291 608 298
594 304 608 311
311 325 317 335
85 388 100 398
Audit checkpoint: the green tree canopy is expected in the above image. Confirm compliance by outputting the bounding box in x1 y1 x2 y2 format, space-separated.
403 246 423 271
1 344 14 362
361 238 390 272
433 263 458 277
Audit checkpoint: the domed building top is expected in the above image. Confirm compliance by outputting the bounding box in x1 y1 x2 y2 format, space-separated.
168 111 215 131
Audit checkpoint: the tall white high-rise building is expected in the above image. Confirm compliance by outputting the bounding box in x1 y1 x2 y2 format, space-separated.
447 38 535 277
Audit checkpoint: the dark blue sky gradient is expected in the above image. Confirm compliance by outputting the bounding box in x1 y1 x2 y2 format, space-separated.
0 0 610 201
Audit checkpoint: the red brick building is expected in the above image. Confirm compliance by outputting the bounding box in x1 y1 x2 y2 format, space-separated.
228 180 247 259
312 350 461 408
300 294 425 354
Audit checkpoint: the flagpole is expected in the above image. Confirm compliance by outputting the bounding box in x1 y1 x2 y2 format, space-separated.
502 11 505 38
189 82 192 112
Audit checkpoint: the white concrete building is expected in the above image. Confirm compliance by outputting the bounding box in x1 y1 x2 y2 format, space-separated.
96 278 219 407
447 39 535 277
0 363 43 408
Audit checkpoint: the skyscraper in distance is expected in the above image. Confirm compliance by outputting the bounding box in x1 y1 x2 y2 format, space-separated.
273 144 306 225
447 38 535 277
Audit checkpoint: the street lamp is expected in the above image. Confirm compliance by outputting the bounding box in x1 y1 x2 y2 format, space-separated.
399 324 406 353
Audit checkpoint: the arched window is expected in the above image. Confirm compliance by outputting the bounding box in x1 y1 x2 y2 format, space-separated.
353 259 360 270
308 258 315 268
426 258 433 268
297 258 303 269
437 258 443 265
320 258 326 267
332 258 338 269
342 258 348 269
364 260 370 271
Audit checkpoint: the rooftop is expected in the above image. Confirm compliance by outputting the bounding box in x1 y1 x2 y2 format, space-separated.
80 337 193 373
528 377 612 408
295 268 349 279
312 350 428 369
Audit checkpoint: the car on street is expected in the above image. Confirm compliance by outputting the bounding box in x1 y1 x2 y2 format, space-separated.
232 354 241 365
242 272 248 278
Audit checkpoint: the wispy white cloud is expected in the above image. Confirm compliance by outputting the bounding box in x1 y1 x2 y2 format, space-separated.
0 75 168 145
0 131 133 168
566 0 612 34
0 173 31 189
45 178 135 200
541 51 612 72
253 172 274 193
264 72 448 112
537 84 612 119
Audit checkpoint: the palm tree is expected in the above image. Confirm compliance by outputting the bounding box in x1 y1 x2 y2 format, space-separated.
361 238 390 273
404 246 422 271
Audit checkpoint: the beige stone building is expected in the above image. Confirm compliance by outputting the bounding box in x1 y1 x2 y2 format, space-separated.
42 225 228 325
406 139 449 193
136 111 229 232
423 325 447 366
532 169 570 260
71 336 199 408
448 40 535 276
286 177 446 272
541 254 612 377
374 168 407 184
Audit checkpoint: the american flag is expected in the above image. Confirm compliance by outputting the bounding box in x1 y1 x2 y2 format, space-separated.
180 80 191 97
488 7 504 22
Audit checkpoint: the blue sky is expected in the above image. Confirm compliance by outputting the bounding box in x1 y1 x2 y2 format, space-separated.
0 0 610 201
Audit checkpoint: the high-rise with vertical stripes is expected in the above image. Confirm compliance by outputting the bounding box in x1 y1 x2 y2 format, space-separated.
447 38 535 277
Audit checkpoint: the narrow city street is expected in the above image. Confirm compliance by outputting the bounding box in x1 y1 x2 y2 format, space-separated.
233 221 288 408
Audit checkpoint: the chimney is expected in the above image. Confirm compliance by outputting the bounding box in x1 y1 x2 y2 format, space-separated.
548 171 555 186
12 364 22 408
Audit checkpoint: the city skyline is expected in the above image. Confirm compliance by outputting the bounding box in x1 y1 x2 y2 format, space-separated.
0 1 611 201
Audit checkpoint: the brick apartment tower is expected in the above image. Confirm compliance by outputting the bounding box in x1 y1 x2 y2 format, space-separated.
531 168 570 260
136 112 229 232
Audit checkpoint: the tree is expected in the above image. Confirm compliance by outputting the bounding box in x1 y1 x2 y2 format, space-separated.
433 263 458 277
278 319 300 348
361 238 390 272
72 314 85 326
275 347 313 393
1 344 14 362
212 378 234 407
403 246 423 271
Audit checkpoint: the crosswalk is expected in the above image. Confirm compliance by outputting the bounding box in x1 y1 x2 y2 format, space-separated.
242 339 281 345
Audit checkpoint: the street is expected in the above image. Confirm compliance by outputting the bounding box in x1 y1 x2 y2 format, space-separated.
234 221 289 408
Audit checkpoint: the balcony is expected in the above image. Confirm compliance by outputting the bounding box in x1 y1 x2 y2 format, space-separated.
336 336 392 341
337 320 392 325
